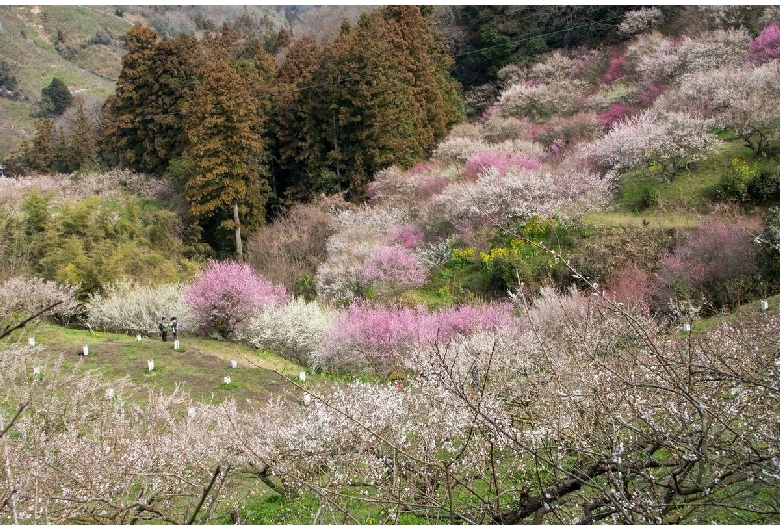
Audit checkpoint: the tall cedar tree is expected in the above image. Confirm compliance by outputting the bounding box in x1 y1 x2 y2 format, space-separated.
66 98 100 171
139 34 200 174
21 119 59 173
278 7 463 203
107 27 198 175
183 37 271 261
106 25 158 172
270 36 325 204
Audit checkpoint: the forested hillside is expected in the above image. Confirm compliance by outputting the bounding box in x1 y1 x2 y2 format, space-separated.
2 5 780 525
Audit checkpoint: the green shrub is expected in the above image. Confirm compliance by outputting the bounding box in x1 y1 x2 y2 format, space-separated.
640 186 660 209
716 158 757 202
747 166 780 202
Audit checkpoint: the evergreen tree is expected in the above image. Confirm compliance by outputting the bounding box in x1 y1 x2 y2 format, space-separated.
66 98 100 172
446 5 637 90
21 119 57 173
302 7 463 201
39 77 73 116
140 34 200 174
108 27 199 175
107 24 158 172
183 37 271 260
270 36 326 204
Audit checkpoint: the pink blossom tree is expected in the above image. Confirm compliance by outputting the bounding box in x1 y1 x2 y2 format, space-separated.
314 302 517 377
360 245 427 299
462 151 541 180
745 24 780 66
388 225 425 249
600 56 627 85
652 221 761 316
185 260 288 339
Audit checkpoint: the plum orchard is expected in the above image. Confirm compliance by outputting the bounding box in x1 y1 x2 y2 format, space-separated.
238 287 780 524
3 286 778 524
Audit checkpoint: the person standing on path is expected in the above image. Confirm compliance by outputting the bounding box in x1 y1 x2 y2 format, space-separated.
169 316 178 341
158 317 168 342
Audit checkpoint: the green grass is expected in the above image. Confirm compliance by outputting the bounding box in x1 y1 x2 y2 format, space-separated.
584 137 769 230
12 322 314 410
0 5 126 155
686 292 780 335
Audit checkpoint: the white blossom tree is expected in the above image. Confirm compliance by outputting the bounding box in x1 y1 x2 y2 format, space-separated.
667 63 780 157
582 110 721 180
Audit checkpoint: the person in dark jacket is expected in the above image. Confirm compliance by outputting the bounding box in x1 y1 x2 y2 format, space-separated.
158 317 168 342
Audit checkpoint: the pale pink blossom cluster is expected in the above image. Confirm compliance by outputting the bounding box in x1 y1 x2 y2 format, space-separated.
359 245 428 297
313 301 516 376
315 205 414 303
462 151 542 180
496 78 588 122
0 276 80 324
617 7 664 37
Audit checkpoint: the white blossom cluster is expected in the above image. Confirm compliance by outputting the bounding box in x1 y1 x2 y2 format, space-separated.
636 29 751 85
241 297 334 366
582 110 721 178
3 288 780 524
0 276 80 324
0 170 170 208
86 280 193 334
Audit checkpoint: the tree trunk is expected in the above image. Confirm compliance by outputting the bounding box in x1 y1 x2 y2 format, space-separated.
234 199 242 262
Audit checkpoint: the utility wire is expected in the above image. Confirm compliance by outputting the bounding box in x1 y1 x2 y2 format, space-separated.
130 11 629 123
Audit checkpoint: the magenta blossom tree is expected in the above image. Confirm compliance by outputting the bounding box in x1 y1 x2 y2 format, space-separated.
600 55 627 85
745 24 780 66
185 260 288 339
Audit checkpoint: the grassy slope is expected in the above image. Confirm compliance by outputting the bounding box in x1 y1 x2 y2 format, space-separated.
8 322 310 410
0 5 128 157
583 135 771 229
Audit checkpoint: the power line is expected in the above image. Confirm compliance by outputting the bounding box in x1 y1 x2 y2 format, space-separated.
131 10 629 123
